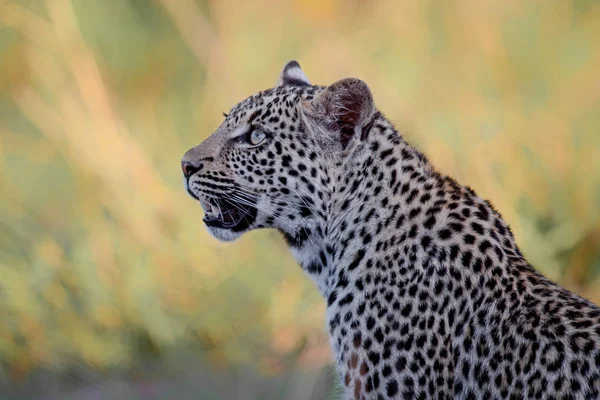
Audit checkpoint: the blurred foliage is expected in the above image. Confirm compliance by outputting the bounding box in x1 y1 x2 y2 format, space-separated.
0 0 599 392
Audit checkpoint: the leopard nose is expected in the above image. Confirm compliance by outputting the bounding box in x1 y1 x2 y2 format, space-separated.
181 161 201 178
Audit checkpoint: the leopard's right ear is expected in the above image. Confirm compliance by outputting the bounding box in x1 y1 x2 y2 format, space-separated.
277 60 311 87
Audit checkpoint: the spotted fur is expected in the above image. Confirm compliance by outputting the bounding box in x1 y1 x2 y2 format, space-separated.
182 61 600 399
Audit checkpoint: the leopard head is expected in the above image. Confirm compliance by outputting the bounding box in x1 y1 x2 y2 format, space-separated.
182 61 376 243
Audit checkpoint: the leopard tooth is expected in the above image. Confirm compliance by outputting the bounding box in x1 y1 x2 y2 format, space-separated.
210 203 221 218
204 202 215 216
200 201 210 215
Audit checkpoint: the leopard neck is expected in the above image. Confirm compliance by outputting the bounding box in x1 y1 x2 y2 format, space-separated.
283 115 437 297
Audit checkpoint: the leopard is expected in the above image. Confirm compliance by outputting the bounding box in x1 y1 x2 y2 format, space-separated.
181 61 600 399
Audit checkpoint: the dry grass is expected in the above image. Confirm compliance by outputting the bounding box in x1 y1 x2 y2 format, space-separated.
0 0 599 396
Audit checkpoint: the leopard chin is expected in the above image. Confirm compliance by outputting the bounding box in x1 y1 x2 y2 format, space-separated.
204 224 245 242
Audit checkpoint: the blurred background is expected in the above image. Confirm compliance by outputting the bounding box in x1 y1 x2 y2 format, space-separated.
0 0 599 398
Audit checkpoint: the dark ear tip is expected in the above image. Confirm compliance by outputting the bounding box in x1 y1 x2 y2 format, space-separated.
278 60 311 87
284 60 301 72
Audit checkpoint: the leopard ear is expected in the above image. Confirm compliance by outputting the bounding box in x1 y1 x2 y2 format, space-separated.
277 60 311 87
303 78 375 149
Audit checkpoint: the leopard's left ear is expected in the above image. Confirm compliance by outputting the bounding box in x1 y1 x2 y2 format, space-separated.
277 60 311 87
302 77 375 149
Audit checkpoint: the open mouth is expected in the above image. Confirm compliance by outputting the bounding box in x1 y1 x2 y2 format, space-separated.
200 197 257 232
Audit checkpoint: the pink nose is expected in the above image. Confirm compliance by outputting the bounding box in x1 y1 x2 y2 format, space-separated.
181 161 200 178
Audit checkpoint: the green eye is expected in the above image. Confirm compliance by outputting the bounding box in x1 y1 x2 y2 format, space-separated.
249 129 266 145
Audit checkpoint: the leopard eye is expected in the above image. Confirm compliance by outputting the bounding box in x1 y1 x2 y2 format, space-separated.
249 129 266 146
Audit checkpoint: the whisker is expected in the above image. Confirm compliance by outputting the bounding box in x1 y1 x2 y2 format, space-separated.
235 190 307 217
234 184 321 218
231 188 324 247
227 193 296 228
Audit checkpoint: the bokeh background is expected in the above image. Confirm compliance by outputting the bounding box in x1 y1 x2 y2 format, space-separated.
1 0 599 398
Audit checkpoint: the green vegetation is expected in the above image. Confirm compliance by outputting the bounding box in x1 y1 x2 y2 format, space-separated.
0 0 599 397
